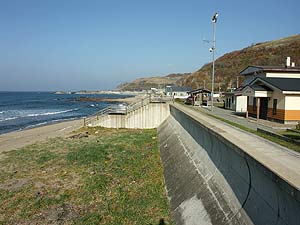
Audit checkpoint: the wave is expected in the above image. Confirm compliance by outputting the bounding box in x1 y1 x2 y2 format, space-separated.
24 122 48 129
0 117 18 122
27 108 79 117
0 108 79 122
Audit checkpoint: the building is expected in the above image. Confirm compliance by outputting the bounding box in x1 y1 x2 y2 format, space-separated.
165 86 193 99
224 89 248 112
186 88 211 106
232 62 300 123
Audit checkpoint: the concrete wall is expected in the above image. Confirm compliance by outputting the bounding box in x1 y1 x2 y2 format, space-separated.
158 105 300 225
89 103 170 129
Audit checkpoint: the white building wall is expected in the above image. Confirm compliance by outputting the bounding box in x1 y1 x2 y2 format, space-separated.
266 72 300 78
268 91 285 110
285 95 300 110
236 96 247 112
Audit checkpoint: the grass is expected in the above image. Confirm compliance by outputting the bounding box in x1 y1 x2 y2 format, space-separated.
0 127 172 225
280 130 300 141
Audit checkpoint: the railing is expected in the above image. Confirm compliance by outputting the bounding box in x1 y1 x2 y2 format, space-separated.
83 106 113 126
83 94 173 126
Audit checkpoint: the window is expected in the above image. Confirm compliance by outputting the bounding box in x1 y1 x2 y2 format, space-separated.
273 99 277 115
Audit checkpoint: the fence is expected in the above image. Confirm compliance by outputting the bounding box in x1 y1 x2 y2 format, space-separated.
83 95 173 127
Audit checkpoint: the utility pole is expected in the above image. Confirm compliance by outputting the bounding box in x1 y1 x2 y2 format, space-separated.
219 82 221 102
210 12 218 111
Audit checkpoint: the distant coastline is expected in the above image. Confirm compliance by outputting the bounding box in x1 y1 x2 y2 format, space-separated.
54 90 146 95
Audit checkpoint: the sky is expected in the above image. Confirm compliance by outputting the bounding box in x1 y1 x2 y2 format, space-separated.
0 0 299 91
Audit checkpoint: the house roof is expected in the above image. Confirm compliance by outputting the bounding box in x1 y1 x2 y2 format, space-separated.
235 77 300 97
250 77 300 92
166 86 193 92
240 66 300 76
188 88 211 94
250 83 273 91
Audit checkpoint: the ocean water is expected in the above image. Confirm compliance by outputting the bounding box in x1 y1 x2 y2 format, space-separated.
0 92 131 135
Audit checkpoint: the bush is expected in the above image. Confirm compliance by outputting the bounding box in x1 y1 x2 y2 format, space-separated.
175 98 184 103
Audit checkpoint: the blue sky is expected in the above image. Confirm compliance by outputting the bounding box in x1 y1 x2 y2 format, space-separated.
0 0 299 91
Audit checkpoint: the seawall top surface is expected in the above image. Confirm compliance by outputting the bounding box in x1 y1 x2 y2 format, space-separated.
172 103 300 190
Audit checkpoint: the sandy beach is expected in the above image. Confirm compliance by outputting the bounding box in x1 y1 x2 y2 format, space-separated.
0 119 83 154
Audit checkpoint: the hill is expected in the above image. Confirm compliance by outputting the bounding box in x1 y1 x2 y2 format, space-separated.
177 35 300 90
116 35 300 91
117 73 191 91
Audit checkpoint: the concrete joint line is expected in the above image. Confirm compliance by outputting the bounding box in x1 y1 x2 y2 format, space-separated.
173 124 231 222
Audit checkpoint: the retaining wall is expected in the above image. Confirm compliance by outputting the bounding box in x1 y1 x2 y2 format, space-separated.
158 104 300 225
89 103 169 129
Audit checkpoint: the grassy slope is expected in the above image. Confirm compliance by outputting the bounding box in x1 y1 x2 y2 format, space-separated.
177 34 300 90
0 127 172 225
117 73 191 91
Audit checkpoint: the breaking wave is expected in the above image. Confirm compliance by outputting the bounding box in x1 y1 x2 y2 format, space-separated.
0 108 79 122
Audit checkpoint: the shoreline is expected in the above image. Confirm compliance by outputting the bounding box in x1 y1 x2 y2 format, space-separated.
69 96 139 104
0 119 83 154
0 94 144 153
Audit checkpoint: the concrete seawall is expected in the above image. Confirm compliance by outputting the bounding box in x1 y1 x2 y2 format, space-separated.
158 104 300 225
89 103 170 129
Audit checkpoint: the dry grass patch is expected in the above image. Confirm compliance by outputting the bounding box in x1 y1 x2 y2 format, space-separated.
0 127 172 225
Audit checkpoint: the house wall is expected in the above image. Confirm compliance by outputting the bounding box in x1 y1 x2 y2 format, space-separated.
284 95 300 121
266 91 286 122
236 96 247 112
172 91 189 99
247 96 256 116
224 95 235 110
266 72 300 78
248 93 286 122
247 92 300 123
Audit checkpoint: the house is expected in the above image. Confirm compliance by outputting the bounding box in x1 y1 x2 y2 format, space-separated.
186 88 211 106
224 89 248 112
232 61 300 123
165 86 193 99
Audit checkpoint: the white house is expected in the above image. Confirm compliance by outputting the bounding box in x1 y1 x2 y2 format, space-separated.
165 86 193 99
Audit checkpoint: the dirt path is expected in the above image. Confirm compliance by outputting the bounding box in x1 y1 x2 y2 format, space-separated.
0 119 83 153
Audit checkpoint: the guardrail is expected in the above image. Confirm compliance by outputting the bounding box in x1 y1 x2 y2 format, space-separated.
83 95 173 126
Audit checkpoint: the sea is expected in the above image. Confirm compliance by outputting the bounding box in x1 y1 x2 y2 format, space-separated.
0 92 131 135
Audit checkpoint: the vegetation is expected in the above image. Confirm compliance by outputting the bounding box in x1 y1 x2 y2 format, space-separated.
0 127 172 225
198 111 300 152
280 130 300 141
177 35 300 90
296 121 300 131
117 73 191 91
117 35 300 92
